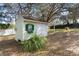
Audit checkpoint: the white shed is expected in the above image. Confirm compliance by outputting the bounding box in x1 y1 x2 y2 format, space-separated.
15 15 48 41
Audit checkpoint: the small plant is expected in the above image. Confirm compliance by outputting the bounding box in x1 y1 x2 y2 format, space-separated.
19 34 47 52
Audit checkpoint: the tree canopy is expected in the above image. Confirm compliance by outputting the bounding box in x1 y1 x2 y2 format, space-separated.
0 3 79 25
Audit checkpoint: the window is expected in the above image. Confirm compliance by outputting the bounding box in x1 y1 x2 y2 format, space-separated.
25 24 34 33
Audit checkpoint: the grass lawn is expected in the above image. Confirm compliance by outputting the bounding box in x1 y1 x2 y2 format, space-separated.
48 28 79 33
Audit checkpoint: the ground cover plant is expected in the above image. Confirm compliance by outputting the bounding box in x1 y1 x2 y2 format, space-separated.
18 34 47 52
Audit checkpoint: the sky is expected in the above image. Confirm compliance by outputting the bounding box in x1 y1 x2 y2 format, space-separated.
0 3 15 24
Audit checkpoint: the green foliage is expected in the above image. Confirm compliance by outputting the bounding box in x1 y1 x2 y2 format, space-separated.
19 34 47 52
9 24 15 29
0 23 9 29
0 23 15 29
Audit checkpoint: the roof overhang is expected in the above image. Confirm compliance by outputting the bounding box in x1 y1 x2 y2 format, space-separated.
24 19 48 24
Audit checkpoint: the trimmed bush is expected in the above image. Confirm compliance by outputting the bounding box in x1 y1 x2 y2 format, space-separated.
19 34 47 52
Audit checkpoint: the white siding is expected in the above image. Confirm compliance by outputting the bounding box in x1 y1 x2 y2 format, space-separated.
23 22 48 40
23 22 35 40
15 15 24 41
36 23 48 36
16 15 48 41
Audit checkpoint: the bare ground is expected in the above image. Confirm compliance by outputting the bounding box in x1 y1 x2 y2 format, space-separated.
0 32 79 56
48 32 79 56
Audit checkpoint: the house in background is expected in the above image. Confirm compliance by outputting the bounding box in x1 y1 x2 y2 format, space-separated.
15 15 48 41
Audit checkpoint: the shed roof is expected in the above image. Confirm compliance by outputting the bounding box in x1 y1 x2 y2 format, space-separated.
24 18 48 24
23 16 47 22
17 15 48 24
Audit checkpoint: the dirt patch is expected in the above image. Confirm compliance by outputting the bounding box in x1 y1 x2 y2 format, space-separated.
0 35 23 56
0 32 79 56
0 35 48 56
47 32 79 56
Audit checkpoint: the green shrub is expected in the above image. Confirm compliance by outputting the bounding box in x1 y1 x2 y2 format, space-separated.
0 23 15 29
19 34 47 52
0 24 8 29
9 24 15 29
